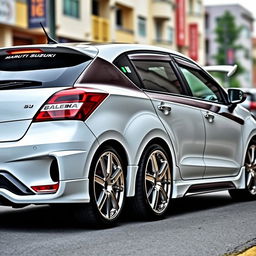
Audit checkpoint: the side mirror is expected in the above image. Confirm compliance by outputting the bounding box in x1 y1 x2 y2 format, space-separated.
228 89 246 104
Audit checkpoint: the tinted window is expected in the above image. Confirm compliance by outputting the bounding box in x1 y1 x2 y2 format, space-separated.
0 47 91 71
0 47 92 89
179 66 224 103
113 54 142 87
132 61 183 94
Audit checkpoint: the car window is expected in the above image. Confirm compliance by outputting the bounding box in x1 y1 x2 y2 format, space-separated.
113 54 142 87
0 46 93 89
132 60 183 94
179 66 224 103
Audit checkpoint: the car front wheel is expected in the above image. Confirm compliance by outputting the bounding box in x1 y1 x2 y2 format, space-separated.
229 142 256 200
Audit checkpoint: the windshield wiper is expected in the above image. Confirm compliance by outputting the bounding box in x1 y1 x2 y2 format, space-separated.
0 80 42 90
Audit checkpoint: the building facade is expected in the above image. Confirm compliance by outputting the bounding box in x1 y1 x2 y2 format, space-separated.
253 38 256 88
205 4 254 88
0 0 46 46
0 0 205 64
176 0 205 64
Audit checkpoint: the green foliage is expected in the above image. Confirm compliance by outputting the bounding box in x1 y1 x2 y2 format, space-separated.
213 11 244 88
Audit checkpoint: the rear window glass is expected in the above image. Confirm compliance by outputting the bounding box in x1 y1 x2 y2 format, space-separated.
0 46 93 89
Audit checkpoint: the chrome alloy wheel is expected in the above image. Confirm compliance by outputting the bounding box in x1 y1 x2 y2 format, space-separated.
245 144 256 195
145 150 171 214
93 151 125 220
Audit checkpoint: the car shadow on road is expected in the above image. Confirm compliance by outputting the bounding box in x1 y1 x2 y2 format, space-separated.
0 204 95 232
0 192 243 231
168 191 235 217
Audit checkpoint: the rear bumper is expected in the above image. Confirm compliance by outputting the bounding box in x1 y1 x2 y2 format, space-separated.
0 179 90 204
0 120 97 205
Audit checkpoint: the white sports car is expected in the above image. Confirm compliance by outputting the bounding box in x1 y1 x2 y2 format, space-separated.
0 43 255 227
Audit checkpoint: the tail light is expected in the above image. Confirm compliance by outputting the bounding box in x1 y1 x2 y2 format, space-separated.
250 102 256 110
34 88 108 122
31 183 59 194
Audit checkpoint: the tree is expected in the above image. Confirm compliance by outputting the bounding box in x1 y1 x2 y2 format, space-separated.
214 11 244 88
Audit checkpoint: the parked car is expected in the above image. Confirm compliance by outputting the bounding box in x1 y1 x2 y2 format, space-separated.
0 43 256 227
239 88 256 116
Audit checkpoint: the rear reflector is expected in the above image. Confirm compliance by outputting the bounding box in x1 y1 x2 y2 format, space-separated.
33 88 108 122
31 183 59 194
7 49 43 55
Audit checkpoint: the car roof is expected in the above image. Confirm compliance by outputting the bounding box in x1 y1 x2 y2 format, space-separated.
91 43 186 62
1 43 189 63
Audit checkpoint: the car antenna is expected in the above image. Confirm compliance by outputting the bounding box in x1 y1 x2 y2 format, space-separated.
40 22 58 44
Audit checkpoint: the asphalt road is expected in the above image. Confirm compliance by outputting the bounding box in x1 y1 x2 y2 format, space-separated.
0 191 256 256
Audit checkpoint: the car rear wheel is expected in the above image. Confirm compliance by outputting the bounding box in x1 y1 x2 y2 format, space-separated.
229 142 256 201
132 144 172 220
74 146 126 227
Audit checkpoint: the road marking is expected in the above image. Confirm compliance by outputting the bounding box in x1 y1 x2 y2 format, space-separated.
228 246 256 256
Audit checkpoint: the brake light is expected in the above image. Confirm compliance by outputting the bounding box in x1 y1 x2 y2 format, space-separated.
31 183 59 194
250 102 256 110
34 88 108 122
7 49 43 55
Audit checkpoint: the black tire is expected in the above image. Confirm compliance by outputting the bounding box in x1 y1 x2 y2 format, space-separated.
73 145 126 228
229 141 256 201
132 144 172 220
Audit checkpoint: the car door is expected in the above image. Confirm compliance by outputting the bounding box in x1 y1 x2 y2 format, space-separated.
128 53 206 180
174 57 244 178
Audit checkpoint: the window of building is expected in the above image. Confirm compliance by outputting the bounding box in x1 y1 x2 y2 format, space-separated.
242 26 250 38
63 0 80 18
205 12 209 29
116 8 123 27
138 16 146 37
155 21 162 42
115 5 133 31
195 0 202 15
245 49 250 59
205 39 209 55
167 27 173 43
189 0 193 14
92 0 99 16
132 60 183 95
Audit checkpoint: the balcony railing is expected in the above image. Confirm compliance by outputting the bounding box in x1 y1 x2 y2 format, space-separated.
153 39 174 49
116 28 135 43
92 15 110 42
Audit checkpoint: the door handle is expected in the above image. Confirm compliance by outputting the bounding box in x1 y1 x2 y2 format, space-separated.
204 111 215 123
158 103 172 116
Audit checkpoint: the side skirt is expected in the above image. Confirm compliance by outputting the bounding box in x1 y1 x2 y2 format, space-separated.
172 167 246 198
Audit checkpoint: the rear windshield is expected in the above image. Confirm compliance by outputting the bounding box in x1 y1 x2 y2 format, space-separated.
0 46 93 89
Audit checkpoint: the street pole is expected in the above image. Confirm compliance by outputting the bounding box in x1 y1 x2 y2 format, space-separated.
48 0 56 40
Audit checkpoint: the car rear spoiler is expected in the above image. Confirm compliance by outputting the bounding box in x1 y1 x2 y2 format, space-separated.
203 65 238 77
